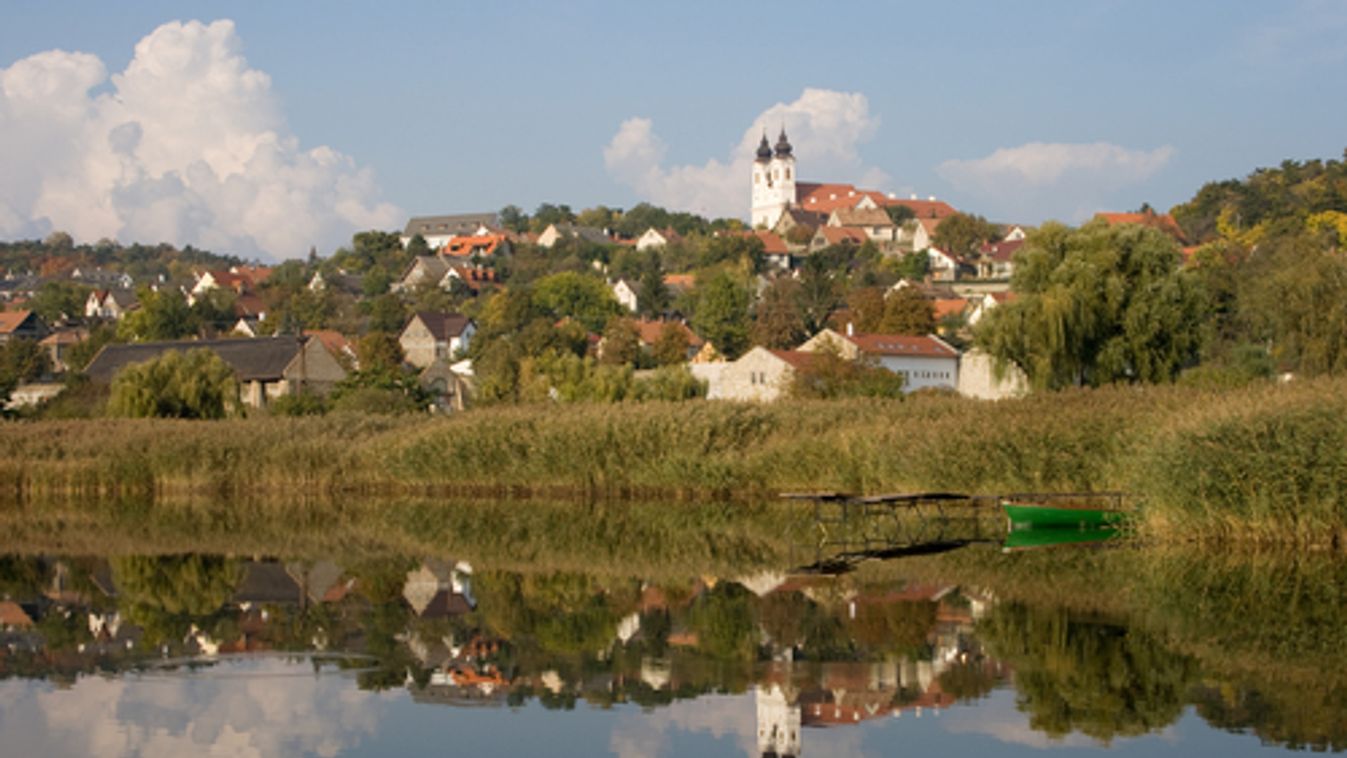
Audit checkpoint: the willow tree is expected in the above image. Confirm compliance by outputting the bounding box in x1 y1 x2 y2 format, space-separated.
976 221 1208 389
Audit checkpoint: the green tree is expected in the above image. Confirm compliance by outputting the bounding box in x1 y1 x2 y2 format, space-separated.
30 280 92 323
363 293 408 334
976 221 1208 389
532 272 622 332
879 287 936 334
117 287 198 341
107 348 239 419
692 271 751 359
405 233 431 257
652 322 691 366
797 254 842 334
752 278 808 349
790 342 906 399
636 251 670 318
499 205 530 233
600 316 642 366
932 212 1001 257
355 331 405 373
0 338 52 408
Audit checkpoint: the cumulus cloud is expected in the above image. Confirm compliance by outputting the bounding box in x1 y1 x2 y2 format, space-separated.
936 141 1174 223
604 88 887 219
0 19 400 261
0 658 386 757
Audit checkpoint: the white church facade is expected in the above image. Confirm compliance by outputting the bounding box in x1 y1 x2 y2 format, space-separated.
751 130 798 229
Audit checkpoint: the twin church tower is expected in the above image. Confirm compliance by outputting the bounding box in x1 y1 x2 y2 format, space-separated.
750 129 797 229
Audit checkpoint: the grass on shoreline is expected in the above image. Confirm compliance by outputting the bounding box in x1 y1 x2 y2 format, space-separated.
2 378 1346 545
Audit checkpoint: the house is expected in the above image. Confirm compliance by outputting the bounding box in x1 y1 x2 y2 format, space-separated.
233 293 268 321
536 223 611 248
747 230 793 271
419 359 473 412
84 335 347 408
827 206 898 243
957 347 1029 400
771 208 827 238
39 328 87 372
1002 225 1028 241
966 291 1013 326
442 264 498 295
442 233 511 259
0 310 48 343
307 270 363 294
635 227 682 251
975 238 1024 279
612 279 639 313
696 346 814 402
663 273 696 299
910 217 942 251
633 319 705 360
302 329 357 367
399 311 476 369
401 213 500 249
799 328 959 392
394 255 453 293
84 289 138 320
1094 210 1185 241
926 247 962 281
810 226 869 251
71 267 133 289
191 270 252 297
232 318 263 337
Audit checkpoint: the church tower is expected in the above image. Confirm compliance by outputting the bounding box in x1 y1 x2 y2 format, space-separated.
751 128 796 229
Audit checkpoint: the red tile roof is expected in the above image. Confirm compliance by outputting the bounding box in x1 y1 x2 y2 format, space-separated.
769 349 817 370
663 274 696 290
0 309 36 334
303 329 353 358
932 298 968 320
816 226 868 246
443 234 508 258
634 319 704 347
0 600 33 628
735 230 790 255
845 333 958 359
978 238 1025 262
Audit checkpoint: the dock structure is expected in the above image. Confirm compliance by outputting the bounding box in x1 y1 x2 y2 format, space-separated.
782 491 1000 574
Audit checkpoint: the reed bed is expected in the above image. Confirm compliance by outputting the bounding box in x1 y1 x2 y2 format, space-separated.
3 378 1347 544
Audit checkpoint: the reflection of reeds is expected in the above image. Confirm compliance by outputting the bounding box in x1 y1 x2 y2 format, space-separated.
3 379 1347 544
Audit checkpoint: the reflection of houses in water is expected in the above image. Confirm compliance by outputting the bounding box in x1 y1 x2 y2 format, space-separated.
402 560 476 618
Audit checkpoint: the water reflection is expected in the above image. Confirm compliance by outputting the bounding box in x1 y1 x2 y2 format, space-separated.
1 546 1346 755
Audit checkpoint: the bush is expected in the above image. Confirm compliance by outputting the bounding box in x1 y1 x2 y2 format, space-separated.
268 391 329 417
107 349 239 419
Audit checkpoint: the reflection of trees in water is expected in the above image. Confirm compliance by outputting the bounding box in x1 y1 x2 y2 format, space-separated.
1192 683 1347 752
111 554 241 645
979 603 1197 743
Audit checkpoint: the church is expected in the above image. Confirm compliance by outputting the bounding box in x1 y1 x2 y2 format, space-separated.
750 128 957 230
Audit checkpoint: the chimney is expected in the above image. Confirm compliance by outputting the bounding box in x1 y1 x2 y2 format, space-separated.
846 322 854 337
928 196 936 202
909 193 918 200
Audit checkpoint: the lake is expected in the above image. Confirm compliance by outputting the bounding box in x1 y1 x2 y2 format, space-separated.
0 496 1343 756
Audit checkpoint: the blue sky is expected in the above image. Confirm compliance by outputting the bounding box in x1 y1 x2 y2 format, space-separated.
2 1 1345 260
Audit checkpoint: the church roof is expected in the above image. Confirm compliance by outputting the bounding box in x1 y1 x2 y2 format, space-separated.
774 128 793 158
756 133 772 162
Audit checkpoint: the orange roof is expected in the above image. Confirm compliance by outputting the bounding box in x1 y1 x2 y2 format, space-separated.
443 234 507 258
733 229 789 255
797 182 869 214
233 293 268 318
663 274 696 290
447 264 498 292
634 319 704 347
978 238 1025 262
0 309 35 334
232 265 273 285
816 226 868 246
0 600 33 628
846 333 958 359
1094 211 1184 240
303 329 353 358
877 196 958 219
932 298 968 320
40 328 87 346
769 349 817 370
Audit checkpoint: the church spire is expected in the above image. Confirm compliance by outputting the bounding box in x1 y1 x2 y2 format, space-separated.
755 131 773 162
774 126 793 158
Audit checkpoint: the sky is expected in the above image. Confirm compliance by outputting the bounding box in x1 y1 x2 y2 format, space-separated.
2 0 1346 262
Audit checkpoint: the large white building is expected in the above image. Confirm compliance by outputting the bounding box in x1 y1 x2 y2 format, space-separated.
751 130 798 229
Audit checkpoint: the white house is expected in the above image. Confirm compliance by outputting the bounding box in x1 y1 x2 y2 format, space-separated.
612 279 639 313
694 347 812 402
401 213 499 249
927 247 961 282
957 347 1029 400
84 289 137 320
635 227 681 251
799 328 960 393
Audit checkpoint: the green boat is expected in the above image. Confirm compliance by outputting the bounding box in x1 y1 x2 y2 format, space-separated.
1002 527 1120 552
1002 500 1130 530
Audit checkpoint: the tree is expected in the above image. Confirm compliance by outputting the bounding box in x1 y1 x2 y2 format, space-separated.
932 212 1001 258
363 293 408 334
107 348 239 419
790 342 906 399
117 287 198 341
752 278 808 349
355 332 405 374
846 287 887 333
885 205 916 224
599 316 642 366
0 338 51 408
652 322 691 365
692 272 751 359
530 203 576 232
797 254 842 334
405 234 431 257
636 251 670 318
531 272 623 332
499 204 530 233
976 221 1209 389
879 287 936 334
30 280 92 323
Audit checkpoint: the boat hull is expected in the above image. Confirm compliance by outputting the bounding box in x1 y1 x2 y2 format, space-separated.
1002 502 1128 530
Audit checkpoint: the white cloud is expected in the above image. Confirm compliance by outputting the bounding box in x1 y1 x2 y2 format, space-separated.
604 88 887 219
0 19 400 261
936 142 1174 223
0 658 386 757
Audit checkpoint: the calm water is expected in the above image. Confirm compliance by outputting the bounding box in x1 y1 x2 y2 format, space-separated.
0 499 1343 756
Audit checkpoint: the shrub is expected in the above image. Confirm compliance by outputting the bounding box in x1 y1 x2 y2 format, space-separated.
107 349 239 419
